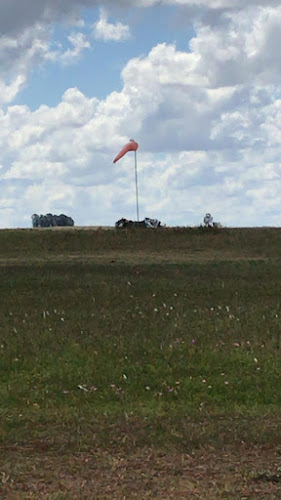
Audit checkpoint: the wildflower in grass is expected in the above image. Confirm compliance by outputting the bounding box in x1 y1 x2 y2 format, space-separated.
90 386 98 391
78 384 88 392
224 381 229 385
254 358 258 363
234 342 240 347
122 373 128 380
145 386 151 391
191 339 195 344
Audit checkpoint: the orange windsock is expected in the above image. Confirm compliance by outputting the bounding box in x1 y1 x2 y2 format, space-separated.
113 139 139 163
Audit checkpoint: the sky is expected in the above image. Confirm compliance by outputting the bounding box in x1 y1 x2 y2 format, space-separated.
1 1 281 228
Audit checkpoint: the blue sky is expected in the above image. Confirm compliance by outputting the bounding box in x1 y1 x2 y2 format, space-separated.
14 6 194 109
1 0 281 228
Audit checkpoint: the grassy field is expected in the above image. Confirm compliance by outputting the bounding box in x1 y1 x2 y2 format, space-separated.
1 227 281 498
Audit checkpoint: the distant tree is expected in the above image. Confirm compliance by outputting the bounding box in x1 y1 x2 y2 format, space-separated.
31 213 74 227
31 214 39 228
46 213 55 227
56 214 74 226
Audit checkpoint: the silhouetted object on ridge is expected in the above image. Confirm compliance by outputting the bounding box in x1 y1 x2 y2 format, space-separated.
203 213 222 228
115 217 161 229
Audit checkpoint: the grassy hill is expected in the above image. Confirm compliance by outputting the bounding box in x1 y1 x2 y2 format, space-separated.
1 225 281 259
1 227 281 498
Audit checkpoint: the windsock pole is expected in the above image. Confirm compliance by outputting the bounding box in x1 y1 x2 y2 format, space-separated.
134 150 140 222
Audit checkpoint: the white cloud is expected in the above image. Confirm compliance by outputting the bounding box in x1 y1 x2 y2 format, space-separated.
93 8 131 41
190 6 281 87
0 24 53 104
1 0 281 39
60 32 91 64
0 1 279 102
0 24 91 104
0 72 280 228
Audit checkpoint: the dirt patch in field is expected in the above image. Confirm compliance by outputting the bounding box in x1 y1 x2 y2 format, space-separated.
0 251 276 267
1 443 281 499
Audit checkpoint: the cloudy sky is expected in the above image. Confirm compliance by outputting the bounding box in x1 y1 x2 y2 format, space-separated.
1 0 281 227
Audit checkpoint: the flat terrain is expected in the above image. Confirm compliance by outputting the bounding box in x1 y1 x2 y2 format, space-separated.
1 227 281 498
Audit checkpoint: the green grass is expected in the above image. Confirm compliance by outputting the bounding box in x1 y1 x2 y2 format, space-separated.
2 257 281 436
2 227 281 498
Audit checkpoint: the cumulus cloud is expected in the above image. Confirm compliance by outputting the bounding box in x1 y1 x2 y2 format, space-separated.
190 6 281 87
1 0 281 38
0 0 279 101
93 8 131 41
0 24 54 104
0 24 91 104
59 32 91 64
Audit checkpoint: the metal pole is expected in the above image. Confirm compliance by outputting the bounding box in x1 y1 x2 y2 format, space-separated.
134 150 140 221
